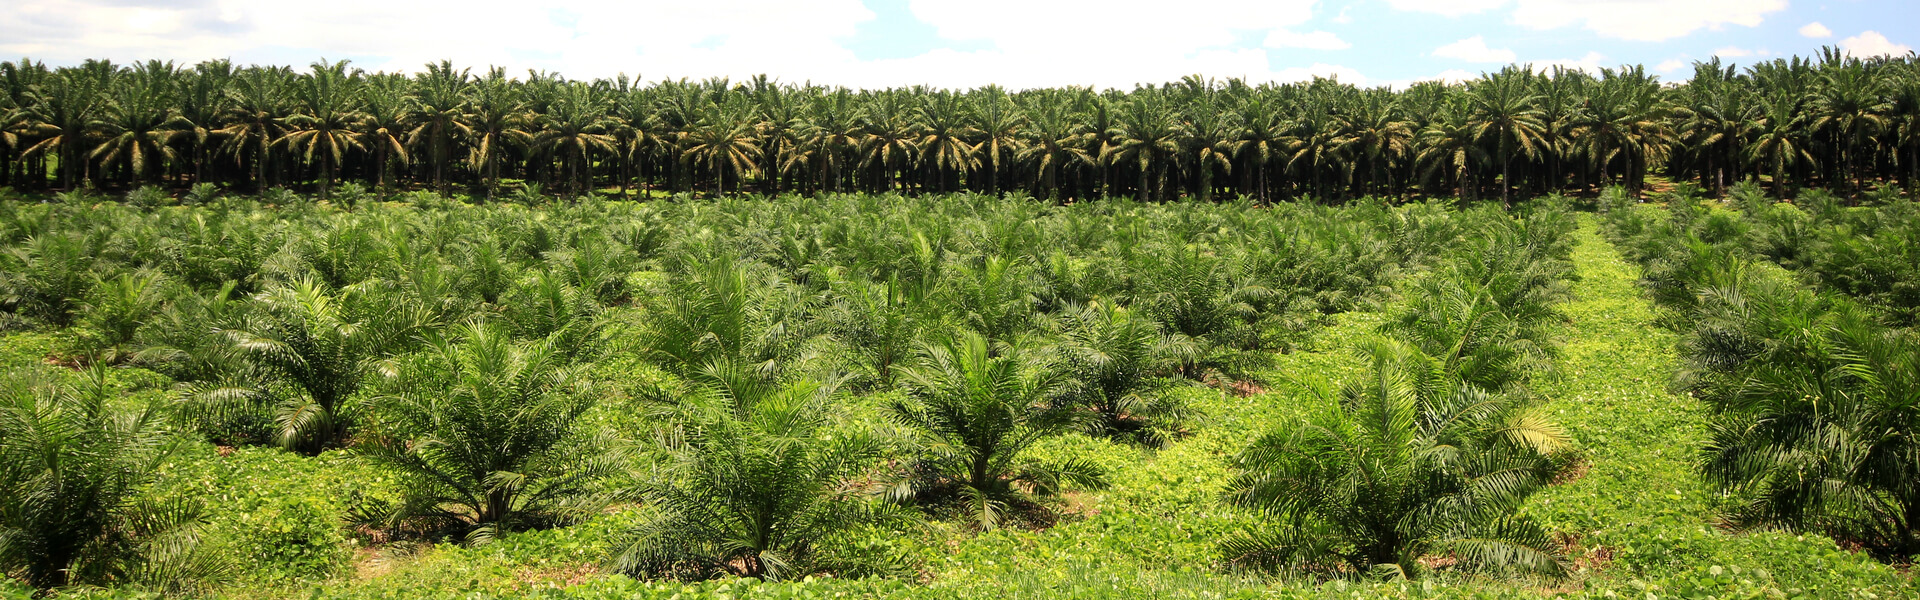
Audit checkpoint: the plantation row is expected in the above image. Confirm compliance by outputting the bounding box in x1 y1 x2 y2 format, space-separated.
1600 183 1920 561
2 49 1919 204
0 191 1612 597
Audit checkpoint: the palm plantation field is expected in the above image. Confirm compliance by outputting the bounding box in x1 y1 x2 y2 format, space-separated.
0 183 1916 600
2 47 1920 600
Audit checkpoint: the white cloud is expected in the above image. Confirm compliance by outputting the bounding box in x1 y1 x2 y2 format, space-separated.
1654 59 1687 74
1839 31 1915 58
1264 30 1351 50
1383 0 1508 17
1433 36 1517 63
0 0 1362 89
1528 51 1608 75
1389 0 1785 41
1713 46 1753 58
1799 22 1832 38
1512 0 1784 41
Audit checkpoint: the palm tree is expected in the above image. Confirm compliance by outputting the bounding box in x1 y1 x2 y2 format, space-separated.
971 85 1024 196
1337 91 1414 199
615 377 892 581
408 61 471 195
358 321 614 543
681 102 762 197
891 332 1104 530
1049 301 1193 446
860 89 920 193
1286 105 1347 202
529 83 616 196
1106 92 1181 202
358 73 413 193
1418 100 1487 199
0 366 223 592
1015 92 1091 201
1182 97 1237 202
1223 338 1568 579
279 60 364 200
1747 94 1816 199
1808 59 1890 196
1466 70 1546 205
174 60 233 186
90 60 182 187
464 67 527 199
199 278 431 454
916 91 977 194
796 89 865 193
16 64 111 189
1232 94 1288 202
220 66 295 192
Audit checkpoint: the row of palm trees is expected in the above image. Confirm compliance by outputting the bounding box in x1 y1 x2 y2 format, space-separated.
2 49 1918 203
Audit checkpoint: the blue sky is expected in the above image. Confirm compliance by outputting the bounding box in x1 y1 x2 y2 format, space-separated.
2 0 1915 89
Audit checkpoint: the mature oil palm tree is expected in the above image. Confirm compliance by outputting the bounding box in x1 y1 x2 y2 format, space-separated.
1747 94 1816 199
174 59 233 185
358 73 413 193
1233 94 1289 202
916 91 977 194
796 89 866 193
90 61 182 187
279 60 364 200
1286 105 1347 202
17 64 111 189
408 60 472 195
1015 92 1091 201
1466 70 1546 205
1183 97 1238 202
464 67 528 199
1418 100 1488 199
1808 60 1890 196
1106 92 1182 202
1338 91 1414 199
859 89 920 193
681 102 763 197
219 66 296 191
530 83 617 196
971 85 1024 196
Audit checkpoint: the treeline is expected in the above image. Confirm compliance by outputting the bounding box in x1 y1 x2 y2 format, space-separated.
2 49 1918 203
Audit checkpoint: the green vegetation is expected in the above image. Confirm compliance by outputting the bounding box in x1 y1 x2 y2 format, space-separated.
2 51 1919 203
0 184 1911 600
6 49 1920 593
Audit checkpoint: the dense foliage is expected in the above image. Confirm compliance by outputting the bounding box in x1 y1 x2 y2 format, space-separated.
1602 183 1920 561
2 50 1920 203
0 181 1911 598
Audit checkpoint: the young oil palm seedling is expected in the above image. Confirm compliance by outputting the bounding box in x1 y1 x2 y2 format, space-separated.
1047 301 1196 446
615 377 896 581
355 321 616 544
190 278 432 454
64 269 172 365
891 332 1105 530
0 366 226 593
1222 339 1569 580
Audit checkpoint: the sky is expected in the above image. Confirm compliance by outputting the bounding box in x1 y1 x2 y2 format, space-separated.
2 0 1916 90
